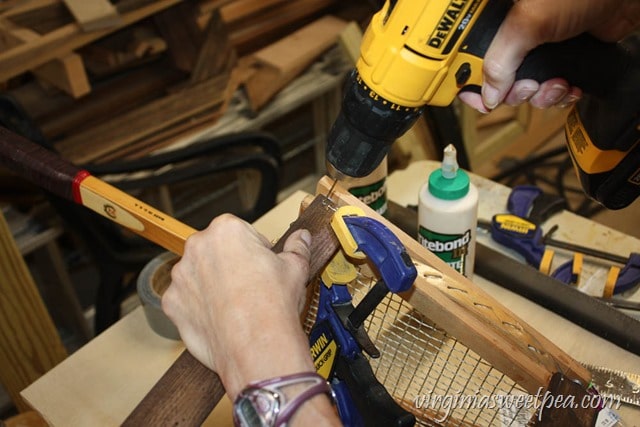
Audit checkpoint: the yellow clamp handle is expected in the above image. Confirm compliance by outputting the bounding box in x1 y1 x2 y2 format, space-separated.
330 206 367 260
603 266 621 298
320 206 367 288
539 249 554 275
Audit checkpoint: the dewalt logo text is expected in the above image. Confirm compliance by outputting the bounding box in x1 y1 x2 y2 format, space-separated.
428 0 469 48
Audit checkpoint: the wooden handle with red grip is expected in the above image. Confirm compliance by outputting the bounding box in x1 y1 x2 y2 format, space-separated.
0 125 340 425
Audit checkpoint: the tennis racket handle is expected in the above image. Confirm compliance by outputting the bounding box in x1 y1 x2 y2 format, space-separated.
0 126 81 201
124 195 341 425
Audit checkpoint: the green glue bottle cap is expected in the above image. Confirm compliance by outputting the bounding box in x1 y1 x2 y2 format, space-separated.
428 144 470 200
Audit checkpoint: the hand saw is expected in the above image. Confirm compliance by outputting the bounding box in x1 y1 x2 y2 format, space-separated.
0 125 340 425
584 364 640 407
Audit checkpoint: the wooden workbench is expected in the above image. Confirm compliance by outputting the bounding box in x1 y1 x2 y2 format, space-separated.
21 163 640 425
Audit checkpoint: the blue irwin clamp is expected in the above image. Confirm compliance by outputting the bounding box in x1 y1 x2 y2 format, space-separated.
489 185 640 291
309 206 417 427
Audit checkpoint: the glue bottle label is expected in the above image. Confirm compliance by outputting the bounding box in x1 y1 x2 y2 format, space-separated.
348 177 388 216
418 227 471 275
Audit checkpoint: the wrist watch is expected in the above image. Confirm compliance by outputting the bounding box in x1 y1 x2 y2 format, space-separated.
233 372 334 427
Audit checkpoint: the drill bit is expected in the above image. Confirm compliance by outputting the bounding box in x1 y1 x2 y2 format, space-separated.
326 178 338 201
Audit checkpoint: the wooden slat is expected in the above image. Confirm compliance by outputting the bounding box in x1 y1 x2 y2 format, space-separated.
0 19 90 97
0 0 183 82
190 9 236 83
97 64 246 161
219 0 287 23
242 15 347 111
32 53 91 98
97 108 222 162
316 176 591 394
227 0 337 54
39 63 184 139
153 1 203 73
0 0 60 18
55 74 229 164
0 210 67 411
62 0 123 31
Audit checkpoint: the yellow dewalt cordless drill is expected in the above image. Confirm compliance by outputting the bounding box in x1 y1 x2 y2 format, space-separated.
326 0 640 209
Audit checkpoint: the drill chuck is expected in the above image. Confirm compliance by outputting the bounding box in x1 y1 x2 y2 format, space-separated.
326 70 423 178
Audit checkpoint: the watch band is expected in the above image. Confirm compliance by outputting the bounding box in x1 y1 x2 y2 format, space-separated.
233 372 334 427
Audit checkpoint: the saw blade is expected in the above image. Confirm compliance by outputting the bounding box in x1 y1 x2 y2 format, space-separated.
583 363 640 407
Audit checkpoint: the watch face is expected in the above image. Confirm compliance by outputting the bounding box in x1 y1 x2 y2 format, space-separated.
234 388 281 427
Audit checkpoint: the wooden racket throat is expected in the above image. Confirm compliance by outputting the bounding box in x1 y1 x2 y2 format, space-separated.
319 177 591 392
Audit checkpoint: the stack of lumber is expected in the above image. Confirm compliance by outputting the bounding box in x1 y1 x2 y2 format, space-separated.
0 0 357 165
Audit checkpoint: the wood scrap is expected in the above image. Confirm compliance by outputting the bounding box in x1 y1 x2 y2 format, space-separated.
0 0 183 82
1 0 61 18
55 73 232 164
189 8 236 84
97 65 246 161
62 0 123 32
0 18 91 97
32 53 91 98
80 26 168 76
241 15 347 112
100 109 224 161
3 1 72 34
153 1 204 73
192 0 338 54
0 0 358 167
219 0 288 23
37 62 185 139
194 0 285 30
226 0 337 54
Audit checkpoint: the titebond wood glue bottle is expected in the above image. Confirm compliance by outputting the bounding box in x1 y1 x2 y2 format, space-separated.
418 145 478 278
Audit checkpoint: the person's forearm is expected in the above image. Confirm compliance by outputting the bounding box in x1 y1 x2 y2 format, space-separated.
216 312 341 425
218 320 316 398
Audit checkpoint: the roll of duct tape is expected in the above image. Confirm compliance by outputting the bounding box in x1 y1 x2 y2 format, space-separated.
137 251 181 340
